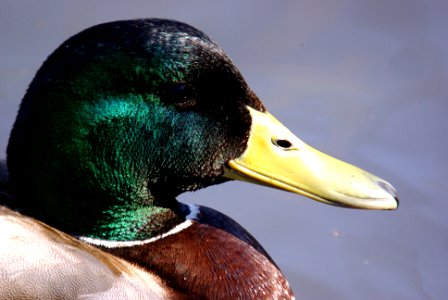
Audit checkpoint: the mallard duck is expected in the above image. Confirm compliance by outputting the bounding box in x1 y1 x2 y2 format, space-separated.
0 19 398 299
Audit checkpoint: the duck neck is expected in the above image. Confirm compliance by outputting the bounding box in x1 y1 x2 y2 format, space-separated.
23 182 188 241
83 196 188 241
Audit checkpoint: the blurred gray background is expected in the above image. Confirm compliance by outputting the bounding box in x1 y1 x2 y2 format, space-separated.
1 1 446 299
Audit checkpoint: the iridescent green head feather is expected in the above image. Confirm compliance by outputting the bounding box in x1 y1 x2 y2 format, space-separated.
7 19 263 239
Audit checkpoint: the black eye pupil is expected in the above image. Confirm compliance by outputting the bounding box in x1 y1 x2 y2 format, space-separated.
172 83 186 93
164 82 189 104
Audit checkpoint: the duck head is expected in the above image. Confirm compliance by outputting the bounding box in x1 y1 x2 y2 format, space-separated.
6 19 398 241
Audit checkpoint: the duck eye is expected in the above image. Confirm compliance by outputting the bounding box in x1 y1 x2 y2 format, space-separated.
170 82 186 95
272 138 293 150
162 82 195 107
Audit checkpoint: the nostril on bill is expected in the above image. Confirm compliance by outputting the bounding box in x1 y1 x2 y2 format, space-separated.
272 138 293 150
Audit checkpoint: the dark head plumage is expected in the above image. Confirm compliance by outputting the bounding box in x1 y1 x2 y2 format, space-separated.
7 19 267 239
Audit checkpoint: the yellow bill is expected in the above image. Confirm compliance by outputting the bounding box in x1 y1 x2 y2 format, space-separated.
223 106 398 210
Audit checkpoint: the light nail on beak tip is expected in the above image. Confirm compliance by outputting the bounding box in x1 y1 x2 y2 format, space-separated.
377 180 399 208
